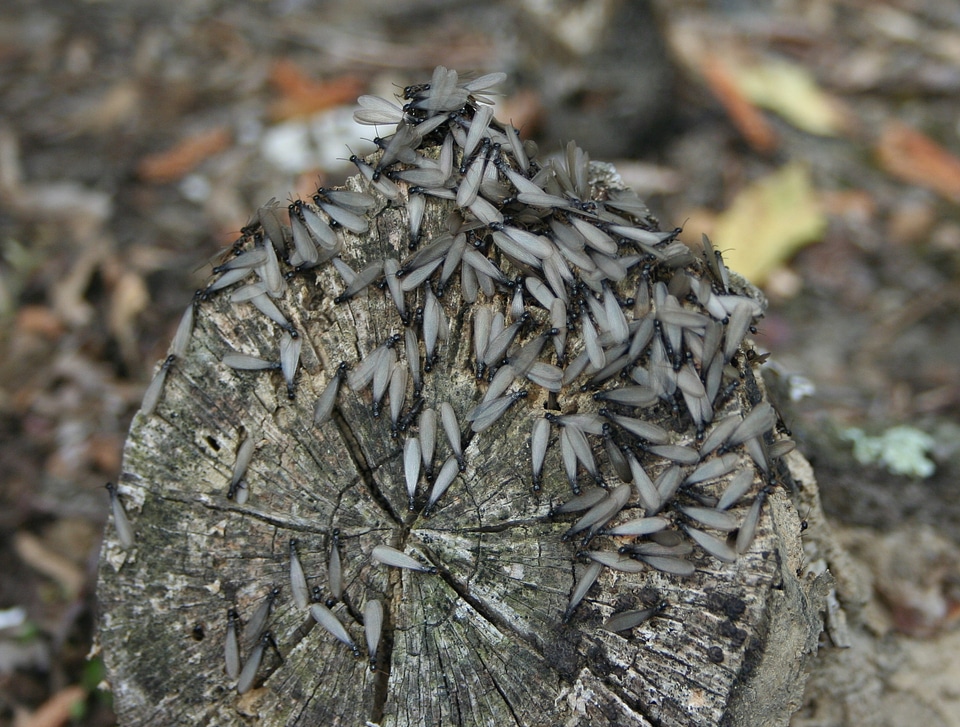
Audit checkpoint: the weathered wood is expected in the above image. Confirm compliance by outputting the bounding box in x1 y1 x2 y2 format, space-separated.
97 73 825 726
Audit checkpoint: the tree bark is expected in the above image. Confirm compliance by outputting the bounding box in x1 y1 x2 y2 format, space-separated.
97 168 827 727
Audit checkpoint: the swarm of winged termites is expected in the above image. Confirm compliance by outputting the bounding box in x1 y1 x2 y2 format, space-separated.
114 66 797 700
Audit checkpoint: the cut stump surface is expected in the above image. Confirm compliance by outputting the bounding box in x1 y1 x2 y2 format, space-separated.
98 69 825 727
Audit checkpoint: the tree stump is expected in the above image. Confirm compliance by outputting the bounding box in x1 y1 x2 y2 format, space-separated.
97 68 826 727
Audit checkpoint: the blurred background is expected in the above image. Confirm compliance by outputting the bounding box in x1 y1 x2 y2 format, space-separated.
2 0 959 724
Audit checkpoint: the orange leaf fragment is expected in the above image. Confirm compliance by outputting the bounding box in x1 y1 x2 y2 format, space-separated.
137 127 231 183
16 305 65 338
496 88 543 139
700 54 778 154
269 60 364 120
17 685 86 727
877 121 960 203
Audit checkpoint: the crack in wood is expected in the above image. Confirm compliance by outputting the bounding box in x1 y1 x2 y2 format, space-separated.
430 547 547 660
474 649 524 727
156 490 344 535
331 406 404 527
369 604 392 725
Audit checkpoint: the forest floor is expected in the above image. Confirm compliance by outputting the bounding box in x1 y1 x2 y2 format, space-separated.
1 0 958 725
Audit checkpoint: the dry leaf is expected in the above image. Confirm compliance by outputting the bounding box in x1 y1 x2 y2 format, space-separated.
14 685 86 727
877 121 960 203
14 532 86 598
700 54 777 153
16 306 65 339
735 58 848 137
70 80 141 134
714 162 826 285
108 268 150 372
87 431 123 473
51 242 108 328
137 127 232 183
495 88 543 140
269 61 364 121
